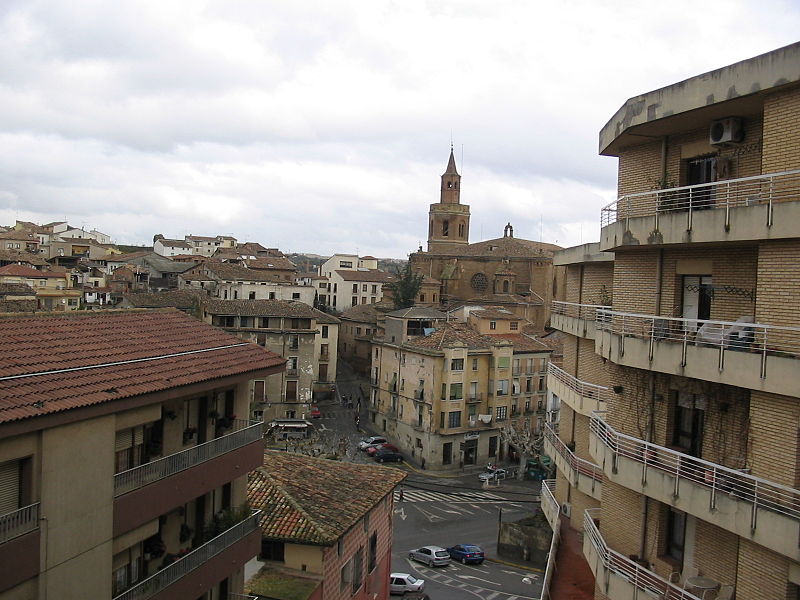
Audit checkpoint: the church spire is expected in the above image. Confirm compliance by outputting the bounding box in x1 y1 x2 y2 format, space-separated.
443 146 459 177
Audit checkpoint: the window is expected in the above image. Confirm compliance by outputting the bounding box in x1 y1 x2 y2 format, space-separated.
321 325 329 338
496 379 509 396
368 532 378 572
442 220 449 236
292 292 300 299
249 291 256 299
458 222 465 238
269 292 276 299
288 335 299 350
665 507 686 562
472 358 478 371
496 406 508 421
510 321 518 330
115 426 145 473
352 297 358 306
352 547 363 593
450 358 464 371
340 559 352 591
339 260 353 268
420 294 425 302
362 284 367 292
496 356 510 369
488 436 498 458
440 412 445 428
671 391 705 457
490 321 497 330
352 284 358 293
448 411 461 428
442 442 453 465
285 381 297 401
361 296 367 304
371 285 377 294
449 383 463 400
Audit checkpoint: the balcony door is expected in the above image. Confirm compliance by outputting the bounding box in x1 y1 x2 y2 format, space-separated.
672 391 705 458
686 155 716 209
682 275 712 332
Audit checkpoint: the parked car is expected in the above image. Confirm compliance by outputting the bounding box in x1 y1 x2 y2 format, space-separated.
408 545 451 567
358 436 388 450
374 448 404 463
446 544 485 564
389 573 425 595
478 468 507 482
366 442 400 457
309 406 321 418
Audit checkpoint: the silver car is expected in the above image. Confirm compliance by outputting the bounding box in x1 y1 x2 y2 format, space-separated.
409 545 451 567
389 572 425 594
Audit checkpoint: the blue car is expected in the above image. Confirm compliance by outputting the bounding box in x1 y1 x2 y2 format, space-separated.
446 544 485 564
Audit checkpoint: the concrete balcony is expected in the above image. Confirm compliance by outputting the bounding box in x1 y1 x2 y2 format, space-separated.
589 413 800 562
551 301 603 340
113 510 261 600
543 423 602 501
547 363 610 417
540 480 560 531
113 421 263 536
595 308 800 398
583 509 702 600
600 169 800 251
0 503 40 593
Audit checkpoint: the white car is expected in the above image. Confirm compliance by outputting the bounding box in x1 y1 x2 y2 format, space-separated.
408 545 451 567
390 572 425 595
478 468 507 482
358 436 388 450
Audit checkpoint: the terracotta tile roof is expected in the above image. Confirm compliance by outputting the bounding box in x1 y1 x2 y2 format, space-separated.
334 269 393 282
0 231 39 242
106 251 153 263
248 451 405 545
486 333 551 353
122 290 202 309
203 299 340 324
470 307 519 320
0 300 37 312
0 249 49 267
0 310 285 425
0 282 36 296
204 262 284 282
0 264 66 279
386 307 447 319
158 239 192 248
338 303 393 324
244 257 297 272
424 236 562 258
403 322 495 351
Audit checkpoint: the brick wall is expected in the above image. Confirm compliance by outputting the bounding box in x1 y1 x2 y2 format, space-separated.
756 239 800 331
576 337 608 388
748 390 800 487
582 263 614 306
566 265 582 304
599 480 642 557
736 538 790 600
762 86 800 174
611 252 659 315
693 519 739 590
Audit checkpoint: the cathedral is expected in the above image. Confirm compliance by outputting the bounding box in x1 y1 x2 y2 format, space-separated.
408 149 563 331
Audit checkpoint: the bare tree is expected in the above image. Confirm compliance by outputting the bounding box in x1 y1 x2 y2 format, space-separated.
499 416 545 480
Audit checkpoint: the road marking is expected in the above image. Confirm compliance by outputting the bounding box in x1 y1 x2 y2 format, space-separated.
393 489 506 503
412 505 445 522
459 574 500 585
393 507 407 521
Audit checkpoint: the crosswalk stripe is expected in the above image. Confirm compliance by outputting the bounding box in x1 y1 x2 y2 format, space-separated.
394 489 506 503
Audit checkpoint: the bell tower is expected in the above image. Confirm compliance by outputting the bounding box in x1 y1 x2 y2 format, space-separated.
427 148 471 252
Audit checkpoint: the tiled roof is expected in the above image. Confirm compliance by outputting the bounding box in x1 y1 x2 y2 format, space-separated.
404 322 495 351
0 282 36 296
470 307 519 320
0 249 49 267
0 231 38 242
0 264 66 279
427 236 561 258
486 333 551 353
122 290 202 309
338 303 392 324
386 307 447 319
248 451 405 545
0 300 37 312
158 239 192 248
0 310 285 425
204 262 283 282
203 299 340 324
106 251 152 263
535 329 564 356
245 257 297 272
334 269 393 282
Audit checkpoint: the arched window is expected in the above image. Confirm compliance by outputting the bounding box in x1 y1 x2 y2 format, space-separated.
442 220 449 236
503 280 509 293
458 223 465 238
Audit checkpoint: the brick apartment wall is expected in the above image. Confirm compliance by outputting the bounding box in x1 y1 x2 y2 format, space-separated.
566 265 582 304
762 86 800 174
569 487 600 528
599 480 642 558
618 141 663 197
748 390 800 488
554 469 569 506
576 337 609 388
736 538 791 600
582 262 614 306
612 252 660 315
562 335 578 377
756 239 800 333
692 519 739 590
559 402 576 446
573 412 592 462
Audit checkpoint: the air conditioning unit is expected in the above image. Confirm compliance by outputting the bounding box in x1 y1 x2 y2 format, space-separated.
560 502 572 518
710 117 743 145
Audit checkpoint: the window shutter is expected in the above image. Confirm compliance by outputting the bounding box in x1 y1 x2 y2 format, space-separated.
0 460 20 514
115 429 133 451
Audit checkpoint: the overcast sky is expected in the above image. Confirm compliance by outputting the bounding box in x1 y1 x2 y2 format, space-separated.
1 1 798 258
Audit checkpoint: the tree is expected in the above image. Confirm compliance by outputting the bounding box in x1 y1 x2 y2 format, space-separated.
499 416 545 480
385 264 424 310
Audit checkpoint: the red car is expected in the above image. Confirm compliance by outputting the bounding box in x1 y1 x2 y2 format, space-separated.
366 443 399 457
309 406 321 418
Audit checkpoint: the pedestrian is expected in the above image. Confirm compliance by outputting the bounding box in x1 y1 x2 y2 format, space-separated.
399 487 404 502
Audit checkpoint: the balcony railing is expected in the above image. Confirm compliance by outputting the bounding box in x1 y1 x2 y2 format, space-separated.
544 423 603 482
113 510 261 600
600 168 800 228
548 363 611 408
114 420 264 497
0 502 40 544
467 393 483 403
551 300 603 321
583 509 702 600
590 412 800 527
596 308 800 364
540 480 560 530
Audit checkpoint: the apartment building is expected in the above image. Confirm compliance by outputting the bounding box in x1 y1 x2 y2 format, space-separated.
0 264 81 311
182 262 314 305
247 451 405 600
549 44 800 600
0 309 285 600
370 307 552 470
338 303 391 377
317 254 391 310
201 299 340 421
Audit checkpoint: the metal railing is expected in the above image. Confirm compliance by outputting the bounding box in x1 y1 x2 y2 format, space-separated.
544 423 603 483
590 412 800 527
548 363 611 409
113 510 261 600
583 508 702 600
114 420 264 497
0 502 39 544
600 168 800 228
539 515 560 600
596 308 800 367
467 393 483 403
551 301 604 321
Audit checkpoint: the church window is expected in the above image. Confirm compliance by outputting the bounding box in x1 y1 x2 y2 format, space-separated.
442 220 449 237
502 280 509 293
447 182 453 189
470 272 488 293
458 223 465 238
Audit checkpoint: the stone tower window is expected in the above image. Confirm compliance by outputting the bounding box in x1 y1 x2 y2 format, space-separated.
447 182 453 189
458 223 465 238
442 220 449 237
503 280 509 293
471 272 488 292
